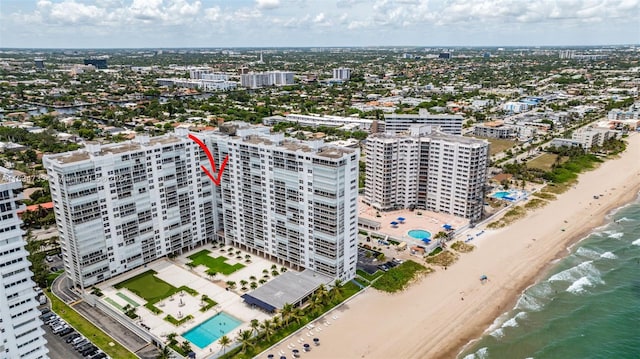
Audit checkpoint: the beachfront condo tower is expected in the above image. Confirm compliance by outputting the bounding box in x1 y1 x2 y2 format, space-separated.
363 126 489 223
0 167 49 359
44 123 359 289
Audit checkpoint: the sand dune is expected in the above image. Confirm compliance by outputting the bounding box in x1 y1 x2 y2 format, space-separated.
294 133 640 359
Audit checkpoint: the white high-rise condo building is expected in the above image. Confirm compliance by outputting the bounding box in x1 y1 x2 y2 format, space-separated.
384 109 464 135
364 126 488 223
43 134 218 289
0 168 48 359
240 71 295 89
333 68 351 80
44 123 359 288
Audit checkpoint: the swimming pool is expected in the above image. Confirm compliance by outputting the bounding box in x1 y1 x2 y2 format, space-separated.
493 191 510 199
182 312 242 349
408 229 431 240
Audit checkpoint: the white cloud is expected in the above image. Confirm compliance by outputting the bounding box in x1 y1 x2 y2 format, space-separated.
256 0 281 10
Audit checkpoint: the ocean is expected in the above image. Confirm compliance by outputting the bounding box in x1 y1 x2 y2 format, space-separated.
460 195 640 359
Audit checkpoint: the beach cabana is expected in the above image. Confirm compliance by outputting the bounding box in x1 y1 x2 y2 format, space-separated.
397 217 405 224
390 221 399 228
443 224 453 230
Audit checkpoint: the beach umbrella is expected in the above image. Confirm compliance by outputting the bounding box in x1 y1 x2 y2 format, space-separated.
292 349 300 357
313 338 320 345
280 356 287 359
303 343 311 351
267 355 274 359
390 221 398 225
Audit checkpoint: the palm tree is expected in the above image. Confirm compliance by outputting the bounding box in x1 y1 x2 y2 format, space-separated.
292 307 304 325
250 319 260 336
249 275 257 281
260 319 273 341
167 333 178 347
219 335 231 354
250 281 258 290
330 279 344 302
280 266 287 273
236 329 254 354
280 303 294 326
272 314 283 330
316 284 329 304
180 340 192 354
206 269 217 280
240 279 248 288
226 281 236 290
156 346 171 359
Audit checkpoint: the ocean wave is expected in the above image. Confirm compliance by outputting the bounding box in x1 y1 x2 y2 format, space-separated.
600 251 617 259
501 311 527 329
607 232 624 239
515 293 543 312
489 328 504 339
632 238 640 246
575 247 601 259
548 261 600 283
616 217 635 222
463 347 489 359
566 276 602 294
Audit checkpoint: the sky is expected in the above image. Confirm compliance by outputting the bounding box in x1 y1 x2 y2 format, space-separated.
0 0 638 48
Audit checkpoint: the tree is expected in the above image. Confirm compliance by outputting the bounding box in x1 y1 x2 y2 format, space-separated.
206 269 217 280
330 279 344 302
180 340 192 355
280 303 294 326
156 346 171 359
250 319 260 336
236 329 254 354
226 281 236 290
260 319 274 341
167 333 178 347
219 335 231 354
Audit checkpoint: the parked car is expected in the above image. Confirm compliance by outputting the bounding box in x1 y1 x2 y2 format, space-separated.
77 344 93 352
52 325 69 334
58 327 74 336
81 346 98 357
71 336 86 345
66 333 81 343
45 315 59 324
73 339 89 349
89 352 106 359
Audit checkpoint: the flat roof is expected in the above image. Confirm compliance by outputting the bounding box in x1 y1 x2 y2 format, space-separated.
241 269 334 312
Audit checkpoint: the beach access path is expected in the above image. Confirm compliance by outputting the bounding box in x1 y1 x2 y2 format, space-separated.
297 133 640 359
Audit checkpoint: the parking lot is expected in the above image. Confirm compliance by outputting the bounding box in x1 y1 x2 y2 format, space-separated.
40 309 108 359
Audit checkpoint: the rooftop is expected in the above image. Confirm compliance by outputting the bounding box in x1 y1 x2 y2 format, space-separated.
241 270 334 312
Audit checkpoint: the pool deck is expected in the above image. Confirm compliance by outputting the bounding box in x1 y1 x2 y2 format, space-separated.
99 254 273 358
358 197 468 248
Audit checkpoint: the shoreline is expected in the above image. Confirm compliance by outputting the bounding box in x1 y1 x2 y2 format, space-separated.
457 190 640 358
295 133 640 359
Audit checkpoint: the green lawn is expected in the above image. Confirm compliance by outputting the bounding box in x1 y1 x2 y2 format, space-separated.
46 292 138 359
114 270 198 313
527 153 564 171
371 260 430 293
187 250 245 275
356 269 384 283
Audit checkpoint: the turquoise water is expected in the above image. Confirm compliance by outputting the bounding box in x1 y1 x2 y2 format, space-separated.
493 191 510 199
183 312 242 349
408 229 431 240
461 196 640 359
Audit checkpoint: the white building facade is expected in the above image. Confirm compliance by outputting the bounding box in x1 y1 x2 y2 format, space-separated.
0 169 48 359
240 71 295 89
364 126 488 222
383 109 464 135
44 124 358 288
333 68 351 80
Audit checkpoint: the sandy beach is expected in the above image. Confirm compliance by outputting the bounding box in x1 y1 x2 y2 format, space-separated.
273 133 640 359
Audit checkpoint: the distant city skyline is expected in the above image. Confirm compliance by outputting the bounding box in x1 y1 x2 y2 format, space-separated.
0 0 638 49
